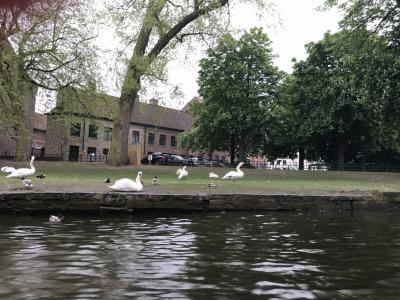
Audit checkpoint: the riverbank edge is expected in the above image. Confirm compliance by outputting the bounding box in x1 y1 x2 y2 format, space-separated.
0 191 400 212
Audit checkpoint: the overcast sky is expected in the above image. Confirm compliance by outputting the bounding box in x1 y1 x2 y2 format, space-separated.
36 0 342 112
165 0 341 109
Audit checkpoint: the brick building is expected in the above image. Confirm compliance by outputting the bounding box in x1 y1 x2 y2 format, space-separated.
45 93 203 163
0 112 47 157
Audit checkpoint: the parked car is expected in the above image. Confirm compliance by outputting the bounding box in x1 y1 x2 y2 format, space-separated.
210 160 226 167
141 153 169 165
164 154 186 166
187 157 201 166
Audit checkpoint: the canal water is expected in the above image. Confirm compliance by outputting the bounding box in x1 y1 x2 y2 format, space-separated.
0 210 399 299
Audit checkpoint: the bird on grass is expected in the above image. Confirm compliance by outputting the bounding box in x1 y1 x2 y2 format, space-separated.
176 166 188 180
222 162 244 181
104 177 111 183
108 171 144 192
6 156 35 180
152 176 158 185
49 215 64 223
22 178 33 189
209 172 219 179
1 166 16 175
36 174 46 179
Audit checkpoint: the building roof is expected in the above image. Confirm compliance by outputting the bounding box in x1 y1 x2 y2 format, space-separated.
133 102 192 131
33 113 47 131
50 90 193 132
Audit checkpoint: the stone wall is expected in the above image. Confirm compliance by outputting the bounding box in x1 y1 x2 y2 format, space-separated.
0 192 398 212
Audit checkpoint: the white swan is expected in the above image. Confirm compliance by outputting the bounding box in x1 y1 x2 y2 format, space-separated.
177 165 188 179
1 166 16 174
222 162 244 181
209 172 219 179
6 156 35 179
108 171 143 192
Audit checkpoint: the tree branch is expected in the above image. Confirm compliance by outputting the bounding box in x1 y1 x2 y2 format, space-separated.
148 0 229 61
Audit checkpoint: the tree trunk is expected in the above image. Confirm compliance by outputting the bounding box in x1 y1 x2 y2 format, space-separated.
15 84 36 161
108 95 136 166
230 134 236 164
298 145 305 170
337 136 345 171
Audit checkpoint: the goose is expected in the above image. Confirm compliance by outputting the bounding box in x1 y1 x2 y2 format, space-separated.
177 166 188 180
1 166 16 174
209 172 219 179
152 176 158 185
22 178 33 189
49 215 64 223
6 156 35 179
108 171 143 192
222 162 244 181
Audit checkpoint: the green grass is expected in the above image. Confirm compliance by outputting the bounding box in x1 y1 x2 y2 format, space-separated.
1 159 400 194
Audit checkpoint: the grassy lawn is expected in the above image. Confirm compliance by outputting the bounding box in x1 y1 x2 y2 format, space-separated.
1 159 400 194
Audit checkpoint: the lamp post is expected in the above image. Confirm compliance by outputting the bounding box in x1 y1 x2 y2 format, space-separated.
60 137 64 159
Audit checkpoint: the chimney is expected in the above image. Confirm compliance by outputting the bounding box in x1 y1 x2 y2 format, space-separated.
149 98 158 106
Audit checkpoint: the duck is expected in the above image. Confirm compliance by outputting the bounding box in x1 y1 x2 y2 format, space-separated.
22 178 33 189
6 156 35 179
104 177 111 183
36 174 46 179
209 172 219 179
222 162 244 181
176 165 188 180
152 176 158 185
49 215 64 223
1 166 16 174
108 171 143 192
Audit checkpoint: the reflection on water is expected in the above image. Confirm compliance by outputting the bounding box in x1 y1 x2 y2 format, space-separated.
0 210 400 299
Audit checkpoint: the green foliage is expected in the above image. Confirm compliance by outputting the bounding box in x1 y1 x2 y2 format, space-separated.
182 28 282 161
272 27 400 165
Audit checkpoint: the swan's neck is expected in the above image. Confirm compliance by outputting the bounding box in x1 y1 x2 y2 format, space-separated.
236 164 242 172
136 174 142 185
30 157 35 170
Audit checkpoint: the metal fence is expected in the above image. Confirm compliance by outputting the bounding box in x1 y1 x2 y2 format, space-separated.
250 161 400 172
0 153 108 163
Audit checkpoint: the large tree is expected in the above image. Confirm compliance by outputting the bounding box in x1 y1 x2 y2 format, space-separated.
105 0 268 166
181 28 281 163
270 29 398 168
0 0 97 160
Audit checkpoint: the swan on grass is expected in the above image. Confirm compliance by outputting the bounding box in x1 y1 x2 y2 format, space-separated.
209 172 219 179
108 171 143 192
176 166 188 180
1 166 16 174
222 162 244 181
6 156 35 179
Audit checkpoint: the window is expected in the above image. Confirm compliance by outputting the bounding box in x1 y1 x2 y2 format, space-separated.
170 136 176 147
70 123 81 136
148 133 155 145
103 148 109 156
159 134 166 146
104 127 112 140
87 147 97 154
89 124 98 138
132 131 140 144
87 147 97 162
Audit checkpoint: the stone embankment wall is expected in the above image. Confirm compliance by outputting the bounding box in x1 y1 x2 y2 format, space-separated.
0 192 400 212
